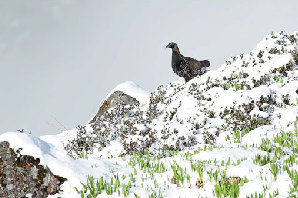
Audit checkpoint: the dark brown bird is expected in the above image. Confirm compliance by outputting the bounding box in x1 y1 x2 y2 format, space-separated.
166 42 210 82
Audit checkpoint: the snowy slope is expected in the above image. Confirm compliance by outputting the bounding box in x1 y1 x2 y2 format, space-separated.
1 31 298 198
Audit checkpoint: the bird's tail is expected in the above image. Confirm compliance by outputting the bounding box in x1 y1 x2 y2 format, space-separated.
200 60 210 68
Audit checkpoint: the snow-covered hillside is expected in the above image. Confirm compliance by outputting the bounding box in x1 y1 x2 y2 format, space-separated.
1 31 298 198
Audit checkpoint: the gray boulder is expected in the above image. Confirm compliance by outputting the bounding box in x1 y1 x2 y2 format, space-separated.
90 90 140 123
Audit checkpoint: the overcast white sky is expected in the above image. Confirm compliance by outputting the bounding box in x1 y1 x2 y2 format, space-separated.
0 0 297 136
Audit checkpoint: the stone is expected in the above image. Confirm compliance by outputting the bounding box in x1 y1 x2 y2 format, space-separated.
90 90 140 123
0 141 66 198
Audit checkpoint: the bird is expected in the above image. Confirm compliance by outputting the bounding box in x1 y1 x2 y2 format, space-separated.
166 42 210 82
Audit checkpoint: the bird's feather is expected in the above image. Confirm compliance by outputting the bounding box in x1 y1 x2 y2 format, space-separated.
167 43 210 82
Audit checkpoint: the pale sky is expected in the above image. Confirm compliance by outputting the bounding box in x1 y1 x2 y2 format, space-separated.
0 0 297 136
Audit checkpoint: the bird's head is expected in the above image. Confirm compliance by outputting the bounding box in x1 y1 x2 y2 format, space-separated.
166 42 179 52
166 42 177 49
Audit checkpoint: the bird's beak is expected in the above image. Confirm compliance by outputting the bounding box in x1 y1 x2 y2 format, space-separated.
166 43 171 48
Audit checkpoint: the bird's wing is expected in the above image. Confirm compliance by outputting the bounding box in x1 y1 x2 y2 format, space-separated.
184 56 197 62
184 57 210 75
184 57 202 75
185 57 210 66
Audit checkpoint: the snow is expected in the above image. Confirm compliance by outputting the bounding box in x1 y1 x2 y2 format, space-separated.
106 81 150 105
1 31 298 197
0 131 124 197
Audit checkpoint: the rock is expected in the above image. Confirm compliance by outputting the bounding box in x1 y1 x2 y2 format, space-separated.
90 90 140 123
171 177 177 184
0 141 66 198
219 177 241 185
195 179 204 189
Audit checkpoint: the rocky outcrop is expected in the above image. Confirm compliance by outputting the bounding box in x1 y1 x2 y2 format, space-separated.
0 141 66 198
90 90 140 123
